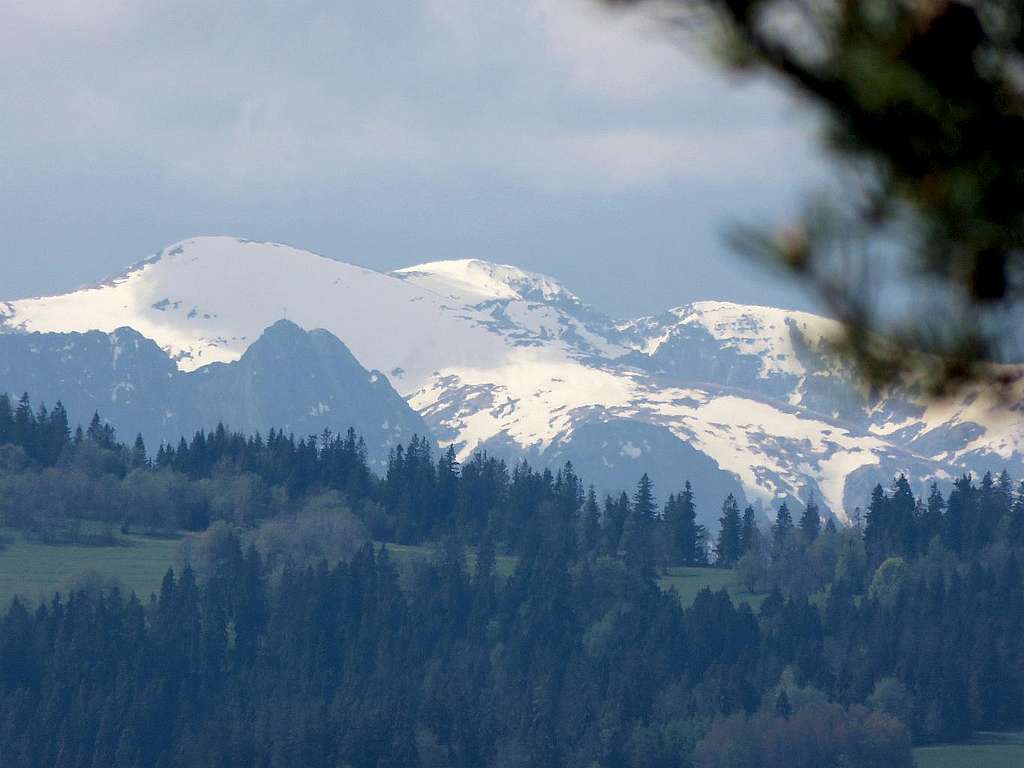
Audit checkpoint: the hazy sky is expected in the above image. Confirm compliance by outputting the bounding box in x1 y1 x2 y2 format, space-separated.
1 0 823 319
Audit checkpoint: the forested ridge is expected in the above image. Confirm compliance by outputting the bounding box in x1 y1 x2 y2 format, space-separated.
2 392 1024 767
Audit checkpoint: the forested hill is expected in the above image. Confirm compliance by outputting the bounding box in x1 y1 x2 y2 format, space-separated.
3 391 1024 765
3 389 1021 569
2 532 923 768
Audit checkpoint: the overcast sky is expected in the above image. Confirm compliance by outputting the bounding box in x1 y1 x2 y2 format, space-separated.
0 0 823 319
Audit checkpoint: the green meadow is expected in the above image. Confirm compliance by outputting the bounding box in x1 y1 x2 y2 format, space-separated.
1 530 760 612
0 528 179 607
914 732 1024 768
659 565 765 609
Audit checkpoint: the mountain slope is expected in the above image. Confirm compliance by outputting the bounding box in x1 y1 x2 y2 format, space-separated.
0 320 428 466
3 236 1020 524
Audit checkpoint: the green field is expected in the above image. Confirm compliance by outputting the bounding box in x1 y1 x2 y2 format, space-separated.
0 529 179 607
0 534 513 608
0 529 755 612
659 565 765 609
914 732 1024 768
384 544 759 609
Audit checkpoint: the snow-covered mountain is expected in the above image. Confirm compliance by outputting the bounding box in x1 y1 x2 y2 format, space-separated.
3 236 1021 524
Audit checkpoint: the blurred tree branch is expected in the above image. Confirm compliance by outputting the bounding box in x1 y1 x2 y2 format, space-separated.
606 0 1024 394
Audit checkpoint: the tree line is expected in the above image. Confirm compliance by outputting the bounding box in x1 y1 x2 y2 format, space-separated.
0 393 711 563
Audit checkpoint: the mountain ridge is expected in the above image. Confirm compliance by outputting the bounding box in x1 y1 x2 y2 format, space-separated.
0 318 429 467
3 236 1020 523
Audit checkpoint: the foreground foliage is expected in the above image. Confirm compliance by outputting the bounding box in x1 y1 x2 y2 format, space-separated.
612 0 1024 392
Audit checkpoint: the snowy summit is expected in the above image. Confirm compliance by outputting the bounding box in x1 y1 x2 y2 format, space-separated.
2 236 1022 525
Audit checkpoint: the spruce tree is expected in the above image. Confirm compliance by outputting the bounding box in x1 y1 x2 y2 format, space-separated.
622 474 657 577
436 444 459 522
923 482 946 549
864 484 889 564
715 494 742 567
799 493 821 542
13 393 34 453
605 491 631 555
679 487 704 565
131 434 149 470
976 471 1011 552
671 481 701 566
555 461 584 522
582 485 600 552
772 502 793 554
890 475 917 557
86 412 104 445
44 401 70 465
633 473 656 522
740 504 758 555
944 475 974 557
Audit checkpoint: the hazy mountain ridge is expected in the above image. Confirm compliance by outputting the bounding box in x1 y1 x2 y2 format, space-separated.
0 320 428 467
2 236 1020 523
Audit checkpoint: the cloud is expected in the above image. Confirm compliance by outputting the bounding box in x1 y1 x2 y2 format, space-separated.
527 0 700 102
2 0 132 35
548 126 808 190
0 0 824 321
0 0 810 196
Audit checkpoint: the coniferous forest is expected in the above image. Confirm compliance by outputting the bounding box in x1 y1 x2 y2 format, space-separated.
3 393 1024 766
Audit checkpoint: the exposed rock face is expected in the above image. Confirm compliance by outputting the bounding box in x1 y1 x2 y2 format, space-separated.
0 320 429 468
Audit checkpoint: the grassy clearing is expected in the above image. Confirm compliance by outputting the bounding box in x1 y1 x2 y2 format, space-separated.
659 566 766 610
0 533 510 609
0 528 757 612
914 732 1024 768
382 544 762 610
0 528 179 607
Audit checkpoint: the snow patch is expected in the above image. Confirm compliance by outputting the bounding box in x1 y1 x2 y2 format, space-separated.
620 441 642 459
